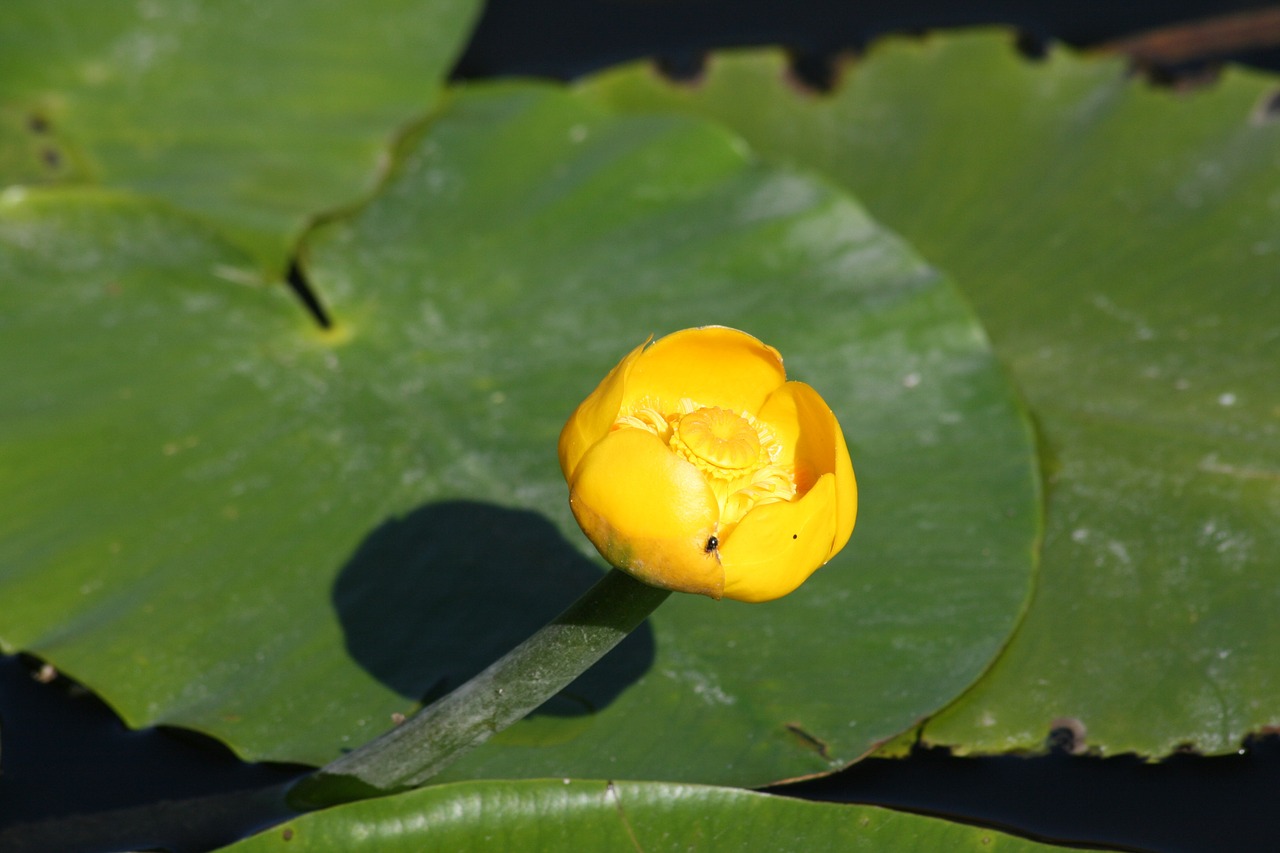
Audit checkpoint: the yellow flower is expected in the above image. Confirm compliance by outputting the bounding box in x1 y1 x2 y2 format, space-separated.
558 326 857 602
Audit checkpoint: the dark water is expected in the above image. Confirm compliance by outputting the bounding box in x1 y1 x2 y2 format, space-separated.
6 2 1279 850
0 655 306 852
4 652 1280 852
453 0 1280 84
767 738 1280 852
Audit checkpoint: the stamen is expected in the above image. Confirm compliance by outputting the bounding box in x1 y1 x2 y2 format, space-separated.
615 405 674 440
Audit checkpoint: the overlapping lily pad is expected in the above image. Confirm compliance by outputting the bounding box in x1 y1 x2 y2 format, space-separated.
224 779 1087 852
584 31 1280 756
0 0 481 270
0 81 1039 786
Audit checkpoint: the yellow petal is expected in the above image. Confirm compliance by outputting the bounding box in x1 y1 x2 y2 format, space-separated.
624 326 786 416
718 473 838 603
757 381 857 560
568 427 724 598
558 339 649 480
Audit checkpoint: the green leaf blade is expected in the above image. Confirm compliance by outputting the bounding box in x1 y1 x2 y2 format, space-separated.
1 82 1039 785
0 0 483 270
583 31 1280 757
222 779 1095 852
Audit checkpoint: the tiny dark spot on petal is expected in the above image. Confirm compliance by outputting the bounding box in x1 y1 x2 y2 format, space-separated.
704 535 718 553
792 534 798 539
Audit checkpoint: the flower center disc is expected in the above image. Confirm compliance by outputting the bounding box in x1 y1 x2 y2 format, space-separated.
675 407 761 472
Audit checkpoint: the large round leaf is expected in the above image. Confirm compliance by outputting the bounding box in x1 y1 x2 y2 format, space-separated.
0 0 481 270
222 779 1086 852
0 82 1038 786
583 32 1280 756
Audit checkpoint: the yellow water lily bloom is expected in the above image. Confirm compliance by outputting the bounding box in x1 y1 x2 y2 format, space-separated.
559 326 857 602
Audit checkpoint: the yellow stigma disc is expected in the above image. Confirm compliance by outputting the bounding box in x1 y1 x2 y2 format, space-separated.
674 407 761 472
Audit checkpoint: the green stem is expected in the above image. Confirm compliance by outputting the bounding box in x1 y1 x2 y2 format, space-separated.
288 568 670 809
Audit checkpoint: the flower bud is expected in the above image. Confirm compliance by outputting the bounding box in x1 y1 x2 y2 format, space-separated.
559 327 856 602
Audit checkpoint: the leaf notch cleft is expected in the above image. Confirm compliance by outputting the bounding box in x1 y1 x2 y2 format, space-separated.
285 255 333 331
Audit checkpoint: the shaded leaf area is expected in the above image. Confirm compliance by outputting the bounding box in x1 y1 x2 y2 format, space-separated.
223 779 1089 852
0 83 1038 786
583 31 1280 756
0 0 481 270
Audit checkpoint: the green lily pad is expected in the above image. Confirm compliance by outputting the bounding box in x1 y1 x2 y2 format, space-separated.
0 81 1038 786
0 0 481 270
223 779 1088 852
583 31 1280 756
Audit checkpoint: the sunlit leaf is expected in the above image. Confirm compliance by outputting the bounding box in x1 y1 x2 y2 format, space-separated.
0 82 1038 785
0 0 482 270
583 30 1280 757
222 779 1090 852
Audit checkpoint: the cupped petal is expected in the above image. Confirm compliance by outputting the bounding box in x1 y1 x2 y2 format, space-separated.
757 380 857 560
568 427 724 598
718 473 839 603
558 339 649 480
624 326 787 416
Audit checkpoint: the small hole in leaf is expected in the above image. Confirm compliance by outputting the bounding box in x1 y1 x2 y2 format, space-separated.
1133 59 1222 91
654 52 706 85
1252 88 1280 125
787 49 835 94
1014 29 1049 62
1048 717 1087 755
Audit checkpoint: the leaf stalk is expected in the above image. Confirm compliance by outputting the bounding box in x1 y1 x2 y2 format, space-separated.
288 568 669 809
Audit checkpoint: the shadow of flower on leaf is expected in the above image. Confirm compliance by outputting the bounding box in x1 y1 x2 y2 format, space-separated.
333 500 656 716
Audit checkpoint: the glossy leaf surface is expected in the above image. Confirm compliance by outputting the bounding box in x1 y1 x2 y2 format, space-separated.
224 779 1087 852
584 31 1280 756
0 0 481 269
0 81 1039 785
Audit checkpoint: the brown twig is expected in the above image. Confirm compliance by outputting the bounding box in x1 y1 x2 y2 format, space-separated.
1098 6 1280 65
